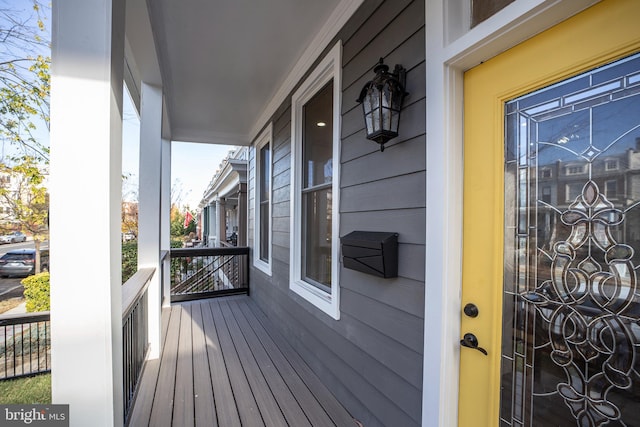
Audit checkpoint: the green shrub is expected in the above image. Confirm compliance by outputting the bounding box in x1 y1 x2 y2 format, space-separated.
122 241 138 284
21 272 50 312
123 240 184 284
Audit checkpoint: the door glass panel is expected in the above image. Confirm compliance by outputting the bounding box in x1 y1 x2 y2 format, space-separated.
502 52 640 427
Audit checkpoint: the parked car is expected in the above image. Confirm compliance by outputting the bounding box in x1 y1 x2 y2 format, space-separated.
0 231 27 244
0 248 49 277
122 232 136 242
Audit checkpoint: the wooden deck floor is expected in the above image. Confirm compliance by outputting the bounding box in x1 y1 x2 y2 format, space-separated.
127 296 357 427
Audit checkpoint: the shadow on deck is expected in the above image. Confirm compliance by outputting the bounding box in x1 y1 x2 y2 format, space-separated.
127 295 357 426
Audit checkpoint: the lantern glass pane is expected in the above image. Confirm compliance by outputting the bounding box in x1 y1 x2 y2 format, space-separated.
363 90 373 114
382 86 391 109
380 107 388 131
372 87 380 109
372 105 381 132
364 111 374 135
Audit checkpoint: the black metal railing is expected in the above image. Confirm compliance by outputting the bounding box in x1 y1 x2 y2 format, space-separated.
0 311 51 380
170 247 249 302
122 268 154 424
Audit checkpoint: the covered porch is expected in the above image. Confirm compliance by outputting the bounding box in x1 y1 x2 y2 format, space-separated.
45 0 608 425
128 296 356 427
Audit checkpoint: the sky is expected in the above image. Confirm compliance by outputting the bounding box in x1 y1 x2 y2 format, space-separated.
122 88 235 210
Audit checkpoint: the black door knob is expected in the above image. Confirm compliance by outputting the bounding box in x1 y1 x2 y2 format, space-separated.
460 333 488 355
463 303 479 318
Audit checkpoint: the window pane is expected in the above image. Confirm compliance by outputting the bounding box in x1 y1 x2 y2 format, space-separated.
260 144 270 199
302 187 332 290
303 81 333 189
260 201 269 261
259 143 270 262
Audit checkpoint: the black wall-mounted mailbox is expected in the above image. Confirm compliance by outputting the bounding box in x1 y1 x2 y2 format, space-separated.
341 231 399 278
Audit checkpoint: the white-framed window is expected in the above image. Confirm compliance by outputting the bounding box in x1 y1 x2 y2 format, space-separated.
566 164 585 175
253 123 273 276
605 159 619 171
566 182 583 202
290 41 341 320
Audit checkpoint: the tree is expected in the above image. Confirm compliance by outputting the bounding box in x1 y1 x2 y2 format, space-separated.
0 156 48 273
0 2 50 275
121 200 138 236
0 1 50 161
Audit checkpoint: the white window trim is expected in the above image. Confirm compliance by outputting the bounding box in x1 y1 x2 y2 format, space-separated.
253 123 273 276
290 40 342 320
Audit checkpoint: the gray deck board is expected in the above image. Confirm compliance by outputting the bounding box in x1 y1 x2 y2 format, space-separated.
200 300 241 427
227 300 312 427
149 305 181 427
190 303 217 427
173 305 194 427
234 300 339 427
209 299 264 427
219 301 288 426
238 299 357 427
128 296 356 427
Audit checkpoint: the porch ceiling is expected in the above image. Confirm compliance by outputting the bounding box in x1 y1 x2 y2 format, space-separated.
141 0 342 146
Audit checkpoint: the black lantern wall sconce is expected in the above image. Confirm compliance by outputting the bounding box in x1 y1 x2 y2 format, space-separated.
356 58 409 152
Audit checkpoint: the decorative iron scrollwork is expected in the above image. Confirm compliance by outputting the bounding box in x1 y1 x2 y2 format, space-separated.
522 180 638 427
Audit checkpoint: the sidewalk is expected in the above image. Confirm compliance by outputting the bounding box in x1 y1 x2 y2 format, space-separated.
2 301 26 315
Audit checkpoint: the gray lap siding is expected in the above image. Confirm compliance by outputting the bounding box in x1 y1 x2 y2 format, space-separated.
248 1 425 426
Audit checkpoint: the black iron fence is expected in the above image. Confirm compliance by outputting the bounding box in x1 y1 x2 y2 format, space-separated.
170 247 249 302
0 311 51 380
122 268 154 424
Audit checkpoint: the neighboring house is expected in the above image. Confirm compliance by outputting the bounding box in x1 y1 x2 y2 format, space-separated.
48 1 640 426
198 147 248 247
0 171 29 230
0 172 16 226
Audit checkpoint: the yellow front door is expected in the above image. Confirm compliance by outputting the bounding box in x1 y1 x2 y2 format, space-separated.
460 1 640 425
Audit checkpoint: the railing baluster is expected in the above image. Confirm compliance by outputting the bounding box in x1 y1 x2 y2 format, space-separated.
169 247 249 302
121 267 154 425
0 312 51 380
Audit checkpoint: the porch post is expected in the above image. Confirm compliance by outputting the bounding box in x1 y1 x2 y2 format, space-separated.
237 183 247 246
216 198 226 246
138 82 163 359
161 137 171 307
208 203 217 246
50 0 125 425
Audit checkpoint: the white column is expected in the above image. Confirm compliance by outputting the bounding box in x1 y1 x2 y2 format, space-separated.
208 203 217 246
238 184 247 246
138 83 163 359
50 0 125 425
216 198 226 246
160 137 171 307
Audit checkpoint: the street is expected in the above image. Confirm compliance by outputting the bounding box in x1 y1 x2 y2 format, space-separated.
0 240 44 302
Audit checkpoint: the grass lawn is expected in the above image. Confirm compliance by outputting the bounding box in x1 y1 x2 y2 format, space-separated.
0 373 51 404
